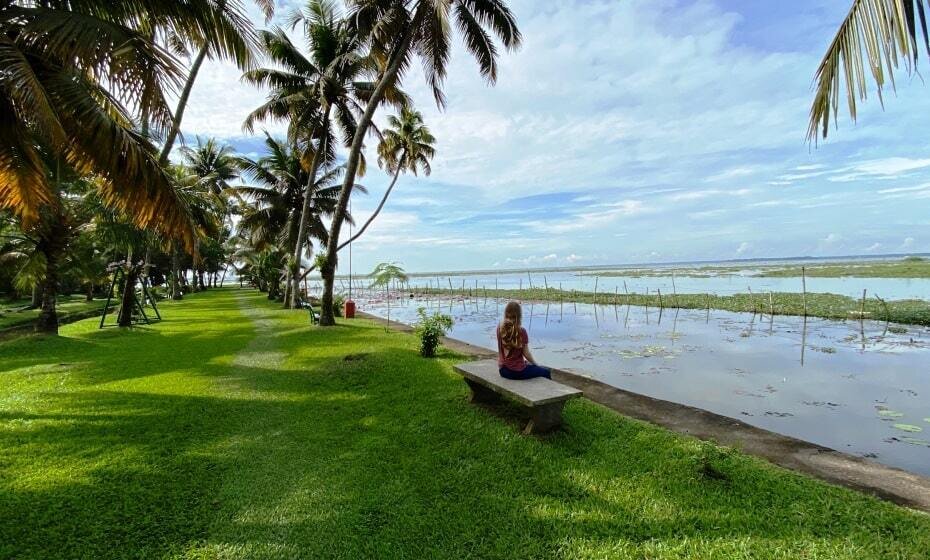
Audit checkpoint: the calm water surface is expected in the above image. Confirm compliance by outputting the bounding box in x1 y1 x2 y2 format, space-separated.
359 293 930 477
397 270 930 300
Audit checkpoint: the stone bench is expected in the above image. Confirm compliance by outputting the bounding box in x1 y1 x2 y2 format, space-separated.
454 359 582 434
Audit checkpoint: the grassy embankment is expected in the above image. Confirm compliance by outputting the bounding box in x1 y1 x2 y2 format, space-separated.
580 257 930 279
1 287 929 559
758 258 930 278
0 295 105 331
416 286 930 327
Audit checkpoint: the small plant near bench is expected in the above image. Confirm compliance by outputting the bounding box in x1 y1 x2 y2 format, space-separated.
414 307 453 357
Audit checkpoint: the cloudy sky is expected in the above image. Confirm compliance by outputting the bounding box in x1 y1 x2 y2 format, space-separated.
177 0 930 273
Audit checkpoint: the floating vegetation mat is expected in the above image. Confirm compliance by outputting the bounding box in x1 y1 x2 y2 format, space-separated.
892 424 924 433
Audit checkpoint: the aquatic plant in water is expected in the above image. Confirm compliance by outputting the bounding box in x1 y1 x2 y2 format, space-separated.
892 424 923 433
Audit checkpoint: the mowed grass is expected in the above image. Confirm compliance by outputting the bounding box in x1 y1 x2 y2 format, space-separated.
0 295 105 331
1 288 928 559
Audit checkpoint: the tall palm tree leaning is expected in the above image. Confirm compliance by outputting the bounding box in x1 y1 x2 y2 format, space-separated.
158 0 274 164
316 0 522 326
0 0 256 332
243 0 406 309
328 106 435 255
809 0 930 142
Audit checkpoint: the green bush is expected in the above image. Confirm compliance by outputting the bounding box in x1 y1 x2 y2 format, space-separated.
333 293 346 318
414 307 453 358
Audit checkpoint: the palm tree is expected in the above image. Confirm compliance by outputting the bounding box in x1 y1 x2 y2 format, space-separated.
243 0 407 309
180 137 242 197
337 106 435 251
317 0 522 325
0 1 255 247
158 0 274 164
809 0 930 142
235 135 362 285
369 261 408 327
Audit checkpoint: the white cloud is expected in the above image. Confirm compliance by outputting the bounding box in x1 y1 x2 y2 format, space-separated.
828 158 930 183
736 242 751 255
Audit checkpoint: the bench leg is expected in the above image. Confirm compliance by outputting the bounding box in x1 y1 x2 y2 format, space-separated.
465 379 502 404
523 402 566 435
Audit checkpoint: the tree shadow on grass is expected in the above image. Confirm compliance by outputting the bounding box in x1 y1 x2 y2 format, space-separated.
1 293 927 559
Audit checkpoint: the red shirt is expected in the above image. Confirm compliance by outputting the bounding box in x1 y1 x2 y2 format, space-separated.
497 325 529 371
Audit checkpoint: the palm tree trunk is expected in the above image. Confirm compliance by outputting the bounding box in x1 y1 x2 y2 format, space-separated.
287 106 332 309
35 247 61 334
117 263 138 328
336 152 404 253
159 45 210 164
171 247 183 300
85 283 94 302
319 31 414 326
30 283 41 309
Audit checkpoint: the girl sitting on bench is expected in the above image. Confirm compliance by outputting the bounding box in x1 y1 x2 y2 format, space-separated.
497 301 551 380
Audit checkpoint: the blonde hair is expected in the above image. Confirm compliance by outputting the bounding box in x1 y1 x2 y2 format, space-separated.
500 301 523 351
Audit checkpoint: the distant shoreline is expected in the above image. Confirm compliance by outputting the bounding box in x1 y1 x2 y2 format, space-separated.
327 253 930 279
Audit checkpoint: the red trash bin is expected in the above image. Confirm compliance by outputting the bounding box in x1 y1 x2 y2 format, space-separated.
344 299 356 319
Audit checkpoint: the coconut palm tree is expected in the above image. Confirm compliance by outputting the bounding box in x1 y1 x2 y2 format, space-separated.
809 0 930 142
243 0 407 309
235 135 363 281
180 137 242 197
0 0 255 247
317 0 522 325
158 0 274 164
337 106 435 251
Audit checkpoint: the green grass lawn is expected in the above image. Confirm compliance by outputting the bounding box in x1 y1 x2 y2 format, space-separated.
1 288 928 559
0 295 105 331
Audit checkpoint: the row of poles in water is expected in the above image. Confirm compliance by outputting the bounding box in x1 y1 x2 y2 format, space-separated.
321 272 899 366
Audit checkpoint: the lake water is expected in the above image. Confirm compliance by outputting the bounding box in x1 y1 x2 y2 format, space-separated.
357 292 930 477
389 269 930 301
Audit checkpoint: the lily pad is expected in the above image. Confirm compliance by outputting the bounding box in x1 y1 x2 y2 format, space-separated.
877 410 904 418
901 437 930 448
892 423 923 433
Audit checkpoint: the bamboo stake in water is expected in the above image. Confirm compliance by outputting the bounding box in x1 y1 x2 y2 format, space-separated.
768 292 774 316
860 288 867 318
801 266 808 316
747 285 755 314
593 276 599 306
657 288 663 308
623 280 628 295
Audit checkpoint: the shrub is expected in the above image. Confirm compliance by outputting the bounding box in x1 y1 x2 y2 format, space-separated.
333 293 346 318
414 307 453 358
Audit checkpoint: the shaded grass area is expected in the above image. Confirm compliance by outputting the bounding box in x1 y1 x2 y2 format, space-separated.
0 295 105 331
1 288 928 559
418 287 930 327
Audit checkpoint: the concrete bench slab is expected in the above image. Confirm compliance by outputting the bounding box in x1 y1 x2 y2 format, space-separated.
454 359 582 434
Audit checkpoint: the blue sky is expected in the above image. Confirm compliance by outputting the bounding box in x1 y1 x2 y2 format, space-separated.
176 0 930 273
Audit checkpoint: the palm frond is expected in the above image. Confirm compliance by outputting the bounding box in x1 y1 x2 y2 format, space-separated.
809 0 930 142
